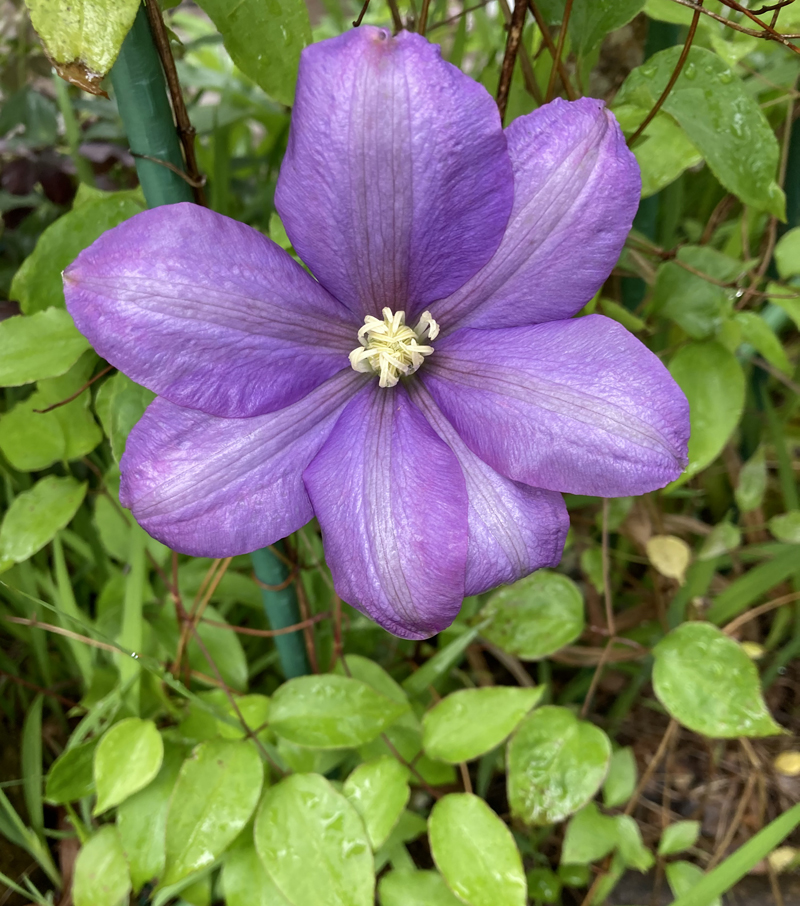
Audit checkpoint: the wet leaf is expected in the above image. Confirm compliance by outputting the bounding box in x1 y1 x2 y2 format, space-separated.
269 675 408 748
94 372 155 462
222 838 290 906
602 746 637 808
653 622 782 738
568 0 646 54
45 738 98 804
429 793 526 906
617 47 785 217
254 773 374 906
73 825 131 906
668 341 745 483
93 717 163 814
561 803 618 865
422 686 544 763
379 870 463 906
507 706 611 825
162 738 263 886
774 226 800 279
735 312 791 375
343 756 410 850
0 308 90 387
481 571 584 660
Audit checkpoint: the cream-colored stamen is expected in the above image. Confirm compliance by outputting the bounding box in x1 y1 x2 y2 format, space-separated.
349 308 439 388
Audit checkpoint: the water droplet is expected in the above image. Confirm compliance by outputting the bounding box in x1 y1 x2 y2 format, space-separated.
683 63 697 81
718 69 734 84
641 64 657 79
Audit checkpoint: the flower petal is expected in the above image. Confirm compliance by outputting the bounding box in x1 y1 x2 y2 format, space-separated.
409 383 568 596
432 98 640 331
120 370 366 557
424 315 689 497
64 203 356 417
275 27 513 320
303 384 468 639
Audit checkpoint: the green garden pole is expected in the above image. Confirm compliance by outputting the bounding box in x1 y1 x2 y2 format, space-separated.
109 4 308 678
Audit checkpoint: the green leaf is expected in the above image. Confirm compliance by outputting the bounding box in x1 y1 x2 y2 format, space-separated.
0 353 102 471
222 839 290 906
774 227 800 279
46 738 99 804
602 746 637 808
616 47 785 217
216 694 271 740
481 571 584 660
118 742 186 892
21 694 44 834
568 0 646 55
379 870 463 906
269 675 408 748
659 820 701 856
652 622 782 738
734 311 792 375
699 521 741 560
767 281 800 332
24 0 139 78
193 0 311 107
614 106 702 197
0 476 86 570
507 706 611 826
11 188 145 315
374 810 428 872
94 372 155 461
0 87 57 146
598 297 647 332
561 803 618 865
707 546 800 624
73 825 131 906
422 686 544 764
402 622 487 696
0 308 90 387
734 446 767 514
769 511 800 544
668 341 745 483
613 815 654 872
343 757 410 850
429 793 526 906
666 861 721 906
254 773 374 906
93 718 164 814
651 246 740 340
162 738 264 886
526 867 562 904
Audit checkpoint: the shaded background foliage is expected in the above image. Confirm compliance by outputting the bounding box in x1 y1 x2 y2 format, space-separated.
1 0 800 904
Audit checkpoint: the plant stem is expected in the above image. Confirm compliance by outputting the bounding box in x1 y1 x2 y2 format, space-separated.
108 5 308 679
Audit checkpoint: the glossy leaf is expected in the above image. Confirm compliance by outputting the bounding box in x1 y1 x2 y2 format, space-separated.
93 718 163 814
269 675 408 748
0 353 102 472
0 476 86 571
769 511 800 544
614 815 654 871
45 738 98 804
653 622 782 738
666 860 721 906
429 793 526 906
699 521 742 560
659 820 701 856
379 870 463 906
254 773 374 906
343 756 410 850
194 0 311 107
162 738 263 886
616 47 784 217
735 312 792 375
24 0 139 78
223 839 290 906
94 372 155 462
569 0 646 54
561 803 617 865
73 825 131 906
118 742 186 892
774 227 800 279
668 341 745 483
422 686 544 763
0 308 89 387
481 571 584 660
507 706 611 825
11 187 144 315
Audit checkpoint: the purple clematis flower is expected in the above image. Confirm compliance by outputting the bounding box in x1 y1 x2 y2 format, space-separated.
64 27 689 640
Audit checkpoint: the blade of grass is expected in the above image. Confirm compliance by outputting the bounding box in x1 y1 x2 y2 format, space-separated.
0 789 60 887
21 693 44 836
52 534 93 688
706 545 800 624
403 619 490 697
118 524 146 714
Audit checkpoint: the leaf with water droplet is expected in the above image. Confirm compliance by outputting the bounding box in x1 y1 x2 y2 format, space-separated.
653 622 783 738
429 793 527 906
93 718 163 815
254 773 374 906
343 756 410 850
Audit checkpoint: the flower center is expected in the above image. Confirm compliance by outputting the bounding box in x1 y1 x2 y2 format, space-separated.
349 308 439 388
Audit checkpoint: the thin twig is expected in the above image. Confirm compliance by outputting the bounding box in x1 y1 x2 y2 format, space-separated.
707 772 757 869
201 613 331 637
0 671 77 708
130 152 206 188
723 591 800 636
459 762 473 794
545 0 573 102
143 0 206 204
528 0 577 100
2 616 119 654
386 0 404 33
624 719 679 817
353 0 371 26
33 365 114 413
294 579 319 675
629 1 703 146
498 0 544 105
496 0 528 124
417 0 432 34
666 0 800 44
